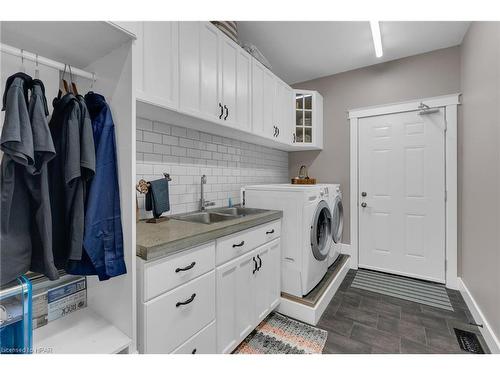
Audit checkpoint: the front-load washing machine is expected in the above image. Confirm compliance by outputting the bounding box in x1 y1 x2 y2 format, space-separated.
243 184 336 297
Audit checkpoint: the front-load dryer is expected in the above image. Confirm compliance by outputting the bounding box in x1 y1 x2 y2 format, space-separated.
243 184 335 297
321 184 343 267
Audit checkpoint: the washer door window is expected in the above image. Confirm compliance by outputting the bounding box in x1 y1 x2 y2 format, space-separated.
331 196 344 244
311 200 332 261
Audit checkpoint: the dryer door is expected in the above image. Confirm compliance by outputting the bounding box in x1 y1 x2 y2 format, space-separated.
311 200 332 261
331 195 344 244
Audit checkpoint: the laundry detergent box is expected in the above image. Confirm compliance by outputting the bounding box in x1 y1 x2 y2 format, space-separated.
32 276 87 329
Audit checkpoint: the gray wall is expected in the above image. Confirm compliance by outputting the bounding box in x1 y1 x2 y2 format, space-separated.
459 22 500 344
289 46 461 242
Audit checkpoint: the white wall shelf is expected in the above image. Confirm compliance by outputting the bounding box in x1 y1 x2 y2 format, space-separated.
0 21 135 70
33 308 132 354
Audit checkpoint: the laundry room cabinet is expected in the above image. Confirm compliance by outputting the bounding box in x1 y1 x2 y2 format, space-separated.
216 238 281 354
133 21 323 151
176 22 252 131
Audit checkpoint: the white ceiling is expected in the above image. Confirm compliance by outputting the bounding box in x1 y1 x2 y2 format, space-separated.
237 21 470 84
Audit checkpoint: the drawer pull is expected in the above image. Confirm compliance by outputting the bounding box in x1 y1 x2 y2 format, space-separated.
256 255 262 271
176 293 196 307
175 262 196 273
232 241 245 248
192 348 197 354
252 257 258 274
266 229 275 235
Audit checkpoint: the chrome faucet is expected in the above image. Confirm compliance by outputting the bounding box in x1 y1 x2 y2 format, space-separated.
200 175 215 211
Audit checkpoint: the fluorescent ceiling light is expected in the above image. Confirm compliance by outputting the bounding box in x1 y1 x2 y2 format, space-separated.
370 21 383 58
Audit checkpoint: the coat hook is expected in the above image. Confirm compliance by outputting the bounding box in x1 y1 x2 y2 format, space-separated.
91 72 96 89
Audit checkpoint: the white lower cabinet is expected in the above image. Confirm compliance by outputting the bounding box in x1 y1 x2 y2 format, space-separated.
137 220 281 354
142 271 215 354
216 238 281 354
172 321 216 354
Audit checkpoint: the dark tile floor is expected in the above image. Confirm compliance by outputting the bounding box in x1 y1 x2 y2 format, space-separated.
318 269 490 354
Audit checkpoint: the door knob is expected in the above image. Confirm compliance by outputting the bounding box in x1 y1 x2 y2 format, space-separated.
361 202 367 208
361 192 367 197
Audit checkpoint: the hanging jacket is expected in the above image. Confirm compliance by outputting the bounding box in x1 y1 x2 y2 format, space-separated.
66 92 126 280
0 74 58 285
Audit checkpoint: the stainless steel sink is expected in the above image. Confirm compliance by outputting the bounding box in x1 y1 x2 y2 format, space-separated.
173 212 236 224
210 207 268 217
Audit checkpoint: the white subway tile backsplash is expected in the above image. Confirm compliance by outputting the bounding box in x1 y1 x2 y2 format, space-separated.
136 117 289 219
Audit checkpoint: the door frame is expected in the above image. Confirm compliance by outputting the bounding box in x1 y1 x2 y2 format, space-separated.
348 93 460 289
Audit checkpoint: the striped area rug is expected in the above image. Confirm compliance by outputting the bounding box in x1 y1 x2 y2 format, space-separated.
233 313 327 354
351 269 453 311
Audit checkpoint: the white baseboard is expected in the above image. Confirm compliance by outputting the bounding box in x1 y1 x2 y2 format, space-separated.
457 277 500 354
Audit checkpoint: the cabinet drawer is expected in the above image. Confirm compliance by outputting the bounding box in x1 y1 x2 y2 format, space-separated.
143 242 215 301
172 321 216 354
144 271 215 353
216 220 281 265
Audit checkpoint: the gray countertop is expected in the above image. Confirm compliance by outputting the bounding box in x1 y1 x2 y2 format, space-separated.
136 209 282 261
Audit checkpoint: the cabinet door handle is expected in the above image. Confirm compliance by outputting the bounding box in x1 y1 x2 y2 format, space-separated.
252 257 258 274
219 103 224 119
277 127 280 136
266 229 275 234
176 293 196 307
232 240 245 248
175 261 196 273
224 105 229 120
192 348 197 354
256 255 262 271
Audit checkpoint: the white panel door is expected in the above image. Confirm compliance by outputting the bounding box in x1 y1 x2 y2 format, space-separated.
358 109 446 283
216 250 256 354
140 21 179 109
275 81 294 145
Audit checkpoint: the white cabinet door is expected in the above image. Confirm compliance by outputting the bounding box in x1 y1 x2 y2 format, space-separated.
275 81 294 145
178 22 201 116
216 250 256 354
199 22 221 122
178 22 220 121
235 48 252 131
253 244 271 324
138 22 179 110
219 36 237 126
252 59 276 139
266 239 281 310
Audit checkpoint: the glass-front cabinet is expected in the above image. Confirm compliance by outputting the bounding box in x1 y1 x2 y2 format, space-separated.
293 89 323 149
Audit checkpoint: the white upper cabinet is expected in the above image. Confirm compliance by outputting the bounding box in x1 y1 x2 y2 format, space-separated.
136 22 179 110
292 89 324 149
135 21 323 151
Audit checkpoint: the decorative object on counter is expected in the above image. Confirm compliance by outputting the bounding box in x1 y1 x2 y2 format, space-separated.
233 312 327 354
210 21 238 43
291 165 316 184
136 173 172 223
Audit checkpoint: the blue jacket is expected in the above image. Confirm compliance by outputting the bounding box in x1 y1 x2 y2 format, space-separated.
66 92 126 280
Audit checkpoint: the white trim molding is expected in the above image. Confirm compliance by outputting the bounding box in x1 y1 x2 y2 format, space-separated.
458 278 500 353
348 94 460 288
